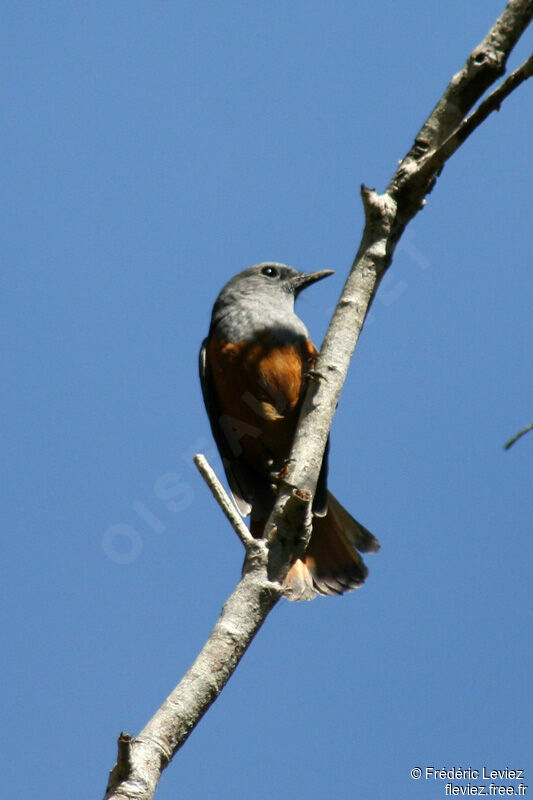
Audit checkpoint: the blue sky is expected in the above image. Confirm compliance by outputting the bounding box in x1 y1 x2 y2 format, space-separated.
2 2 531 799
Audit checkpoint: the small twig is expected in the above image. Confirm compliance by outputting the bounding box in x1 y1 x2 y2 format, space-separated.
193 454 256 548
105 733 133 795
504 423 533 450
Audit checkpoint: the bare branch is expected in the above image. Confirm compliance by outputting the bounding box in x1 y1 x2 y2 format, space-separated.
193 453 257 549
439 53 533 155
106 733 133 791
389 0 533 198
414 53 533 188
266 3 532 554
104 571 281 800
504 423 533 449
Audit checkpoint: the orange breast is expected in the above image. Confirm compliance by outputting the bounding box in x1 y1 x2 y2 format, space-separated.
208 333 317 467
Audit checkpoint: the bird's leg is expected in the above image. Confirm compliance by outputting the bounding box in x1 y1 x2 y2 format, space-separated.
268 458 291 493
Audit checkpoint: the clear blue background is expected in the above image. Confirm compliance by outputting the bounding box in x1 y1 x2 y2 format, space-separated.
2 2 531 798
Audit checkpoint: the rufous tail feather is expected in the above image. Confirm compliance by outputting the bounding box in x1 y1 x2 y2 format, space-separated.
250 491 379 602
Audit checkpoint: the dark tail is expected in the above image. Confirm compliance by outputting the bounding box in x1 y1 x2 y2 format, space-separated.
251 491 379 602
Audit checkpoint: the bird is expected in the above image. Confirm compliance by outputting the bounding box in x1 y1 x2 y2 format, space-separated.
199 262 379 601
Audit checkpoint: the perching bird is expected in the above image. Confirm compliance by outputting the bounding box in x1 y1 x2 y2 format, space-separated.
200 263 379 600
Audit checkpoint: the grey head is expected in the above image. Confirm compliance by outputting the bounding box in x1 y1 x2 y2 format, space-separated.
210 262 334 343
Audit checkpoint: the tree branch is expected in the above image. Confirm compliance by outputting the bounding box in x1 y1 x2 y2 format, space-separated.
266 0 532 578
103 2 533 797
193 453 257 550
504 423 533 449
412 53 533 190
105 571 281 799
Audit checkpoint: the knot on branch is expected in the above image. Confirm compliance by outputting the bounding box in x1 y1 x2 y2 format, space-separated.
411 137 430 158
266 487 311 545
452 45 506 116
241 537 269 575
469 46 501 72
264 486 312 585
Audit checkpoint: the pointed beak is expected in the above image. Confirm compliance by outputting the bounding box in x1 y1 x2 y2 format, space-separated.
292 269 334 295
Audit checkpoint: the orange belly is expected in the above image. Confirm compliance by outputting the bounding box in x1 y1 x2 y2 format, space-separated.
208 333 317 468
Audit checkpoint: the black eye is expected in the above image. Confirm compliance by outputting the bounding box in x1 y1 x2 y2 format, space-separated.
261 266 279 278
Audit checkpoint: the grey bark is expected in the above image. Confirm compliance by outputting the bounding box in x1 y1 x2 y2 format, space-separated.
104 2 532 797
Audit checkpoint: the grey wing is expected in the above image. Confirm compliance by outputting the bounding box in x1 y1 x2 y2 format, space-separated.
199 339 252 516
